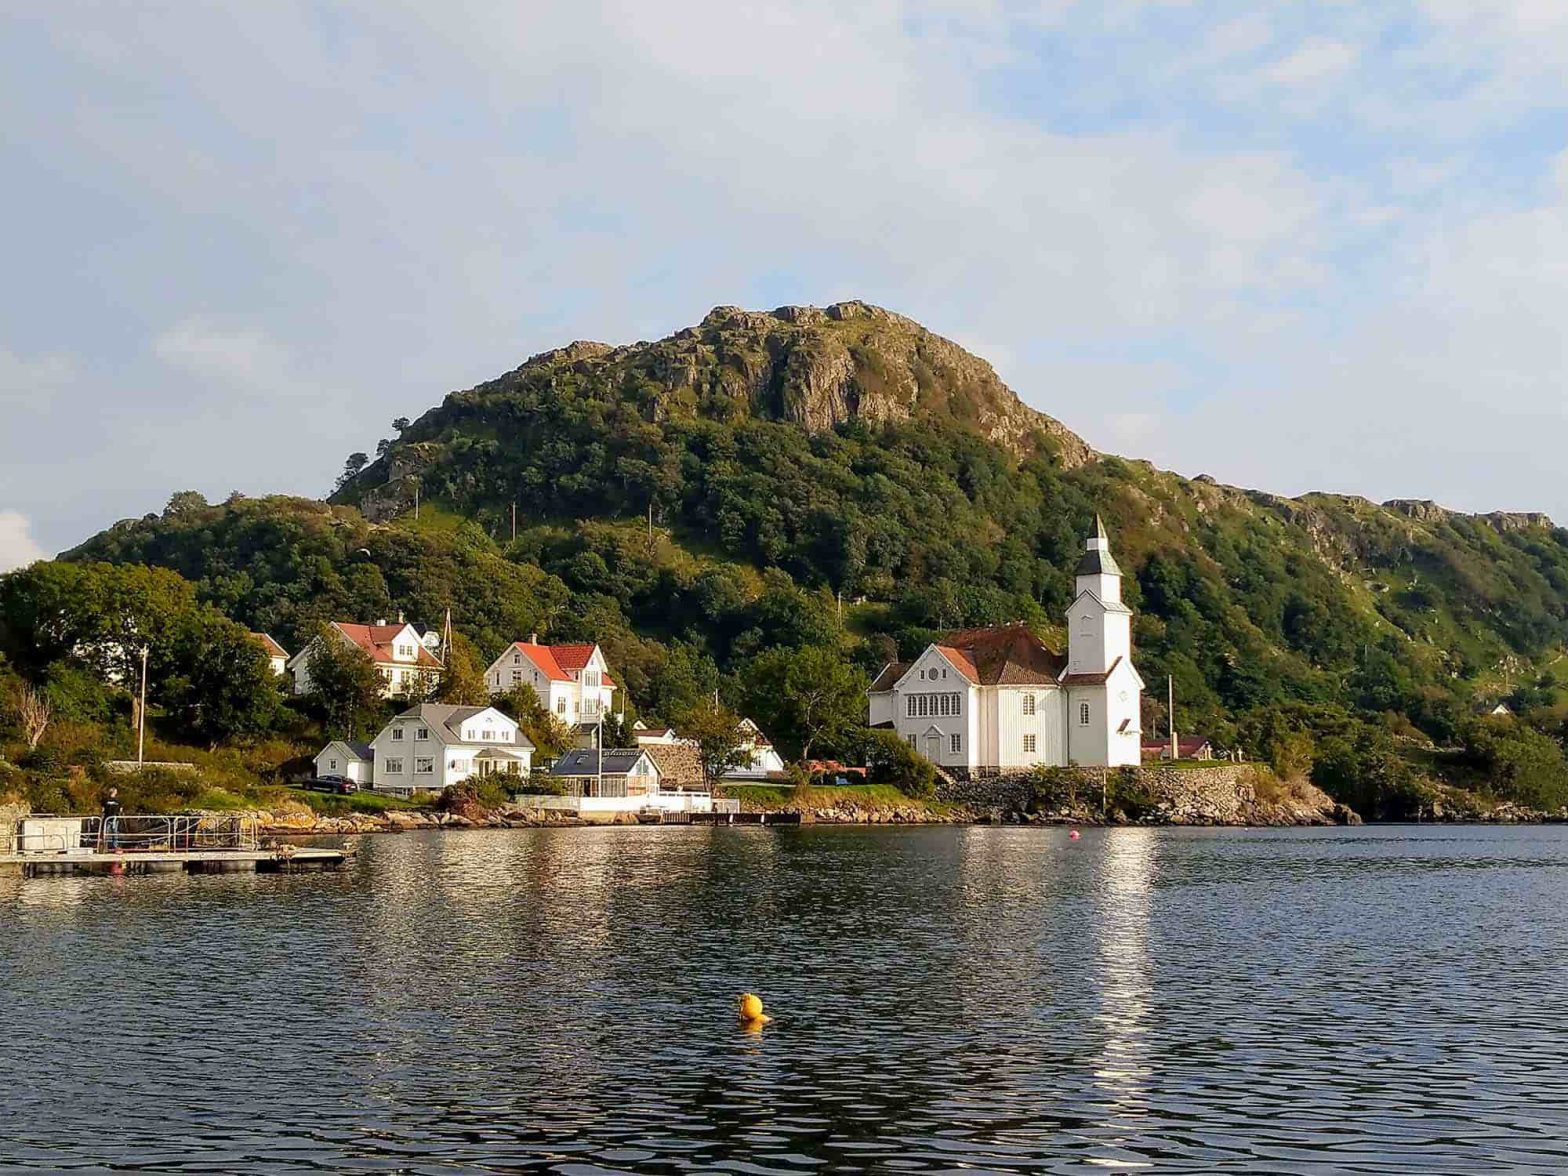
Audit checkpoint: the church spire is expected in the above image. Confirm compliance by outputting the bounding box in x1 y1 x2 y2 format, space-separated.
1095 512 1107 543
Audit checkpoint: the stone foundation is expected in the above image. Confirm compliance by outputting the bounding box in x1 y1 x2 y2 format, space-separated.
936 763 1353 826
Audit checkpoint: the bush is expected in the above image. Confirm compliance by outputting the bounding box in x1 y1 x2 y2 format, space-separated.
863 729 936 799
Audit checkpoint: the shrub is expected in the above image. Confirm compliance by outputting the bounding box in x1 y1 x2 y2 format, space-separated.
863 729 936 799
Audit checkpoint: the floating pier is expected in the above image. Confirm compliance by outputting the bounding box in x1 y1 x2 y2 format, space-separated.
1 813 353 878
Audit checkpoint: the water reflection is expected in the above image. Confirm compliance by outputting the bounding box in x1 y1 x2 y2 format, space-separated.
1090 829 1157 1162
2 825 1568 1173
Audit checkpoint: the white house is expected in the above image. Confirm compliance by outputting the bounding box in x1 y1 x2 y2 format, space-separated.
314 740 373 785
287 621 445 699
250 632 289 676
868 517 1144 772
728 718 787 779
484 638 617 723
632 722 684 746
368 703 534 797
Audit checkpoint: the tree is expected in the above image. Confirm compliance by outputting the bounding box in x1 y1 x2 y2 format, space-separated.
392 416 411 433
741 645 866 762
305 628 385 739
161 618 281 747
13 685 49 750
433 632 489 706
337 452 369 491
493 685 574 759
681 698 750 787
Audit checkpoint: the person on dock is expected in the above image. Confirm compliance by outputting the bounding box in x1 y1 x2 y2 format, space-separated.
101 787 122 852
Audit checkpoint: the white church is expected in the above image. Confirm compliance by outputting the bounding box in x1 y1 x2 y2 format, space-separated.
868 517 1144 773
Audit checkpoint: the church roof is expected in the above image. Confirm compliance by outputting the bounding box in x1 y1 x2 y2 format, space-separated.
935 625 1064 686
869 662 911 693
1060 655 1124 686
1075 546 1122 576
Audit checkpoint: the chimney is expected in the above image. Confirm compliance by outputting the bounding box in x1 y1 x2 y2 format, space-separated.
530 632 538 644
397 610 405 624
376 618 387 627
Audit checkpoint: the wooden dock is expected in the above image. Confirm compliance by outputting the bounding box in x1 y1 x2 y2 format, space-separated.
0 846 352 877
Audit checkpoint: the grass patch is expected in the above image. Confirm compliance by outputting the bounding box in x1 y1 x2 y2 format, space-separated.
280 787 428 816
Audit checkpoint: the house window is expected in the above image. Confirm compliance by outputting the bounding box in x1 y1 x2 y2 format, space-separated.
513 653 521 664
329 759 338 771
950 734 961 754
415 757 434 775
1079 702 1091 726
1022 693 1035 716
398 643 414 659
511 670 522 685
584 670 599 689
556 698 566 714
1023 734 1036 754
482 728 494 740
416 727 429 740
907 734 917 749
391 728 404 741
384 757 404 774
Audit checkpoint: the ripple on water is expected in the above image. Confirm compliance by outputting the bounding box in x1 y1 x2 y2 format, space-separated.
2 824 1568 1173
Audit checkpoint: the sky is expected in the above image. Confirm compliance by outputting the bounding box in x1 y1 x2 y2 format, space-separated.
1 1 1566 571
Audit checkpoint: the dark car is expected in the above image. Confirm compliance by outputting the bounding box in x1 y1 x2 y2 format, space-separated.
313 775 354 793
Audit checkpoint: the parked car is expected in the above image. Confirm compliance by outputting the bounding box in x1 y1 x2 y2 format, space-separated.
311 775 357 794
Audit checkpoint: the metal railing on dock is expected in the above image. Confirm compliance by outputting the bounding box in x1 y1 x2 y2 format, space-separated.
16 814 260 856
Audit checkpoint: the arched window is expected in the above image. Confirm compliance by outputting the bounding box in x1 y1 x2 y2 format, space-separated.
1079 702 1091 726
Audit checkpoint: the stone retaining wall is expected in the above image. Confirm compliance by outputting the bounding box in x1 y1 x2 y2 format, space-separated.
936 763 1344 825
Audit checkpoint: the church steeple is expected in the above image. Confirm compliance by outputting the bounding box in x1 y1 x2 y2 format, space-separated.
1075 515 1122 596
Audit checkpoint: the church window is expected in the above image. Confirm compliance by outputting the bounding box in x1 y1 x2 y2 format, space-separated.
1022 734 1036 754
906 696 917 718
1022 693 1035 716
907 734 917 749
1079 702 1091 726
950 734 961 754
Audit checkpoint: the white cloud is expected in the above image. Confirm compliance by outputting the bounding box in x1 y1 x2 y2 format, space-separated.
1 0 1567 548
1265 37 1359 86
0 345 76 410
0 511 47 572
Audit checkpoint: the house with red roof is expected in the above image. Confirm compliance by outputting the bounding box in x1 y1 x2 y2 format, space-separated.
248 632 289 677
483 636 617 725
867 518 1144 772
286 620 444 699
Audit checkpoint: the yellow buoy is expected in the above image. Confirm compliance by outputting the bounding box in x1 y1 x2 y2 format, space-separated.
737 992 772 1024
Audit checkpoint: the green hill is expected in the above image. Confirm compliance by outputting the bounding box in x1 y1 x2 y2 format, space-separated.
56 301 1568 815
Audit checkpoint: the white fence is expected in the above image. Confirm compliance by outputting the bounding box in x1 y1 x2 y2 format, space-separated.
515 792 738 816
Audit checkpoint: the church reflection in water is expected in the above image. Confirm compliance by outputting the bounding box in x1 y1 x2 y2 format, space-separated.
1091 827 1158 1140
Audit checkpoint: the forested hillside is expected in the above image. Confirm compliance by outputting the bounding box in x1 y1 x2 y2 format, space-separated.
52 302 1568 816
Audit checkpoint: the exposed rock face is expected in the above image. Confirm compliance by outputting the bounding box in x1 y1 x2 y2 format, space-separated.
479 300 1094 466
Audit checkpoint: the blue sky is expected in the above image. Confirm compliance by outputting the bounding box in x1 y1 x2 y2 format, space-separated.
2 1 1565 568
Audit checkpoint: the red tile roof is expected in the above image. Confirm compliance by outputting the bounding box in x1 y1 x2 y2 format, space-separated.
249 632 288 659
937 624 1064 686
510 642 616 686
335 623 443 669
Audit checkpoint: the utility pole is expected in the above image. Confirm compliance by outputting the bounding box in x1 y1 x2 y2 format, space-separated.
511 502 517 543
137 646 149 767
1168 674 1177 762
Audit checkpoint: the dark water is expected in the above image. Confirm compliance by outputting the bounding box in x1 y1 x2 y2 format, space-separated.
2 825 1567 1174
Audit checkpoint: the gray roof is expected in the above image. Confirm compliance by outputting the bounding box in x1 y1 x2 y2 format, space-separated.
1075 546 1122 576
551 748 658 777
320 740 372 761
392 703 535 748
